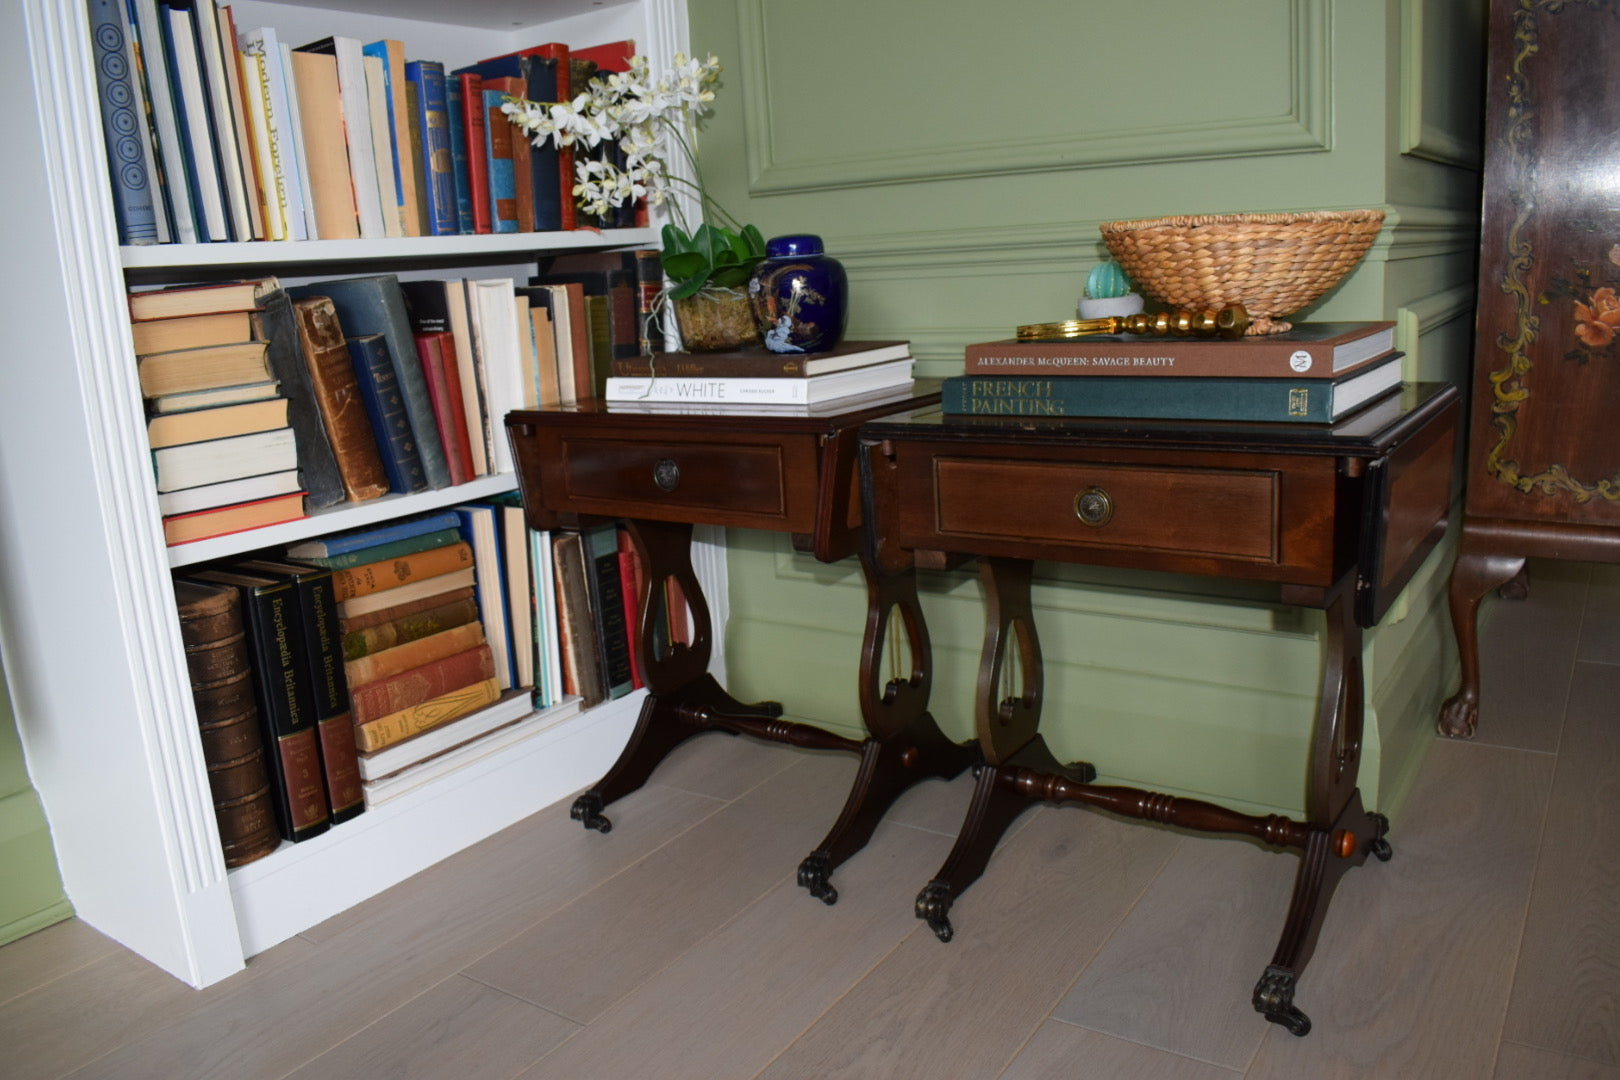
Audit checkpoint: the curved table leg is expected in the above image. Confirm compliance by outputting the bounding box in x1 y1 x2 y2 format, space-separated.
1252 579 1388 1036
1438 547 1526 739
797 452 978 903
916 557 1094 940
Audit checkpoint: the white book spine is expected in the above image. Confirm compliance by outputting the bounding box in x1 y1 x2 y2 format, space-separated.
131 0 196 243
331 37 385 239
239 27 306 240
277 41 319 239
188 0 250 241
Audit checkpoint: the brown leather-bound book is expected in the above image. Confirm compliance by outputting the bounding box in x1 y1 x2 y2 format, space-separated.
291 296 390 503
183 568 331 844
173 579 281 868
551 530 605 707
349 642 496 724
340 586 478 643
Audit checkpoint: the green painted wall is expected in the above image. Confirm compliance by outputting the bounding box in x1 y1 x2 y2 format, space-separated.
693 0 1486 820
0 652 71 945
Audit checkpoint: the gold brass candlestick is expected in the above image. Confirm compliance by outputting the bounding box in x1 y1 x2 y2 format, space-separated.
1016 303 1250 341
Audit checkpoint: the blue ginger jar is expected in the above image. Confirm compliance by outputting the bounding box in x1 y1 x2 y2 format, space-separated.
748 234 848 353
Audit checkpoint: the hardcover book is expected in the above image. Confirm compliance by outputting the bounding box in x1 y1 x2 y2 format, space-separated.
356 690 559 783
252 286 347 509
608 340 912 379
605 358 915 405
362 39 417 235
296 36 385 239
147 379 282 414
156 467 302 517
290 296 390 502
346 333 427 495
88 0 160 244
498 500 535 690
961 322 1397 378
146 398 288 449
162 489 307 545
551 529 604 707
349 642 496 725
344 620 486 688
341 590 479 655
581 523 633 700
182 567 330 843
151 426 297 492
401 280 490 476
353 674 501 753
479 84 519 233
939 352 1406 424
454 72 491 233
293 525 464 571
132 0 198 243
453 502 513 689
130 310 255 356
287 509 462 558
358 696 576 804
171 578 280 867
328 540 474 603
288 275 453 490
414 331 477 485
336 566 477 620
404 60 458 236
129 279 273 321
444 75 474 234
286 48 360 240
136 341 272 398
235 559 366 825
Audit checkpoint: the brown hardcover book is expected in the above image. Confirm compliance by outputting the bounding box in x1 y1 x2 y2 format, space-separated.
236 559 367 825
339 584 477 637
131 311 257 357
344 620 486 686
128 279 273 321
184 568 331 843
147 397 289 449
172 579 283 867
551 530 604 707
136 340 273 397
337 566 476 620
609 340 913 380
291 296 390 502
556 282 592 401
342 592 480 659
960 322 1397 378
287 49 360 240
350 642 496 724
330 540 474 602
354 675 501 752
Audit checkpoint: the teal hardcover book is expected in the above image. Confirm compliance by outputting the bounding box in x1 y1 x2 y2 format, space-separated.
941 353 1404 423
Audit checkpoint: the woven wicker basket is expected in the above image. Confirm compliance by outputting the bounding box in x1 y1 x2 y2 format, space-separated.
1098 209 1386 335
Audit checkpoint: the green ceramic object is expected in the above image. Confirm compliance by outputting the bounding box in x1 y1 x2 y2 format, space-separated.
1086 259 1135 299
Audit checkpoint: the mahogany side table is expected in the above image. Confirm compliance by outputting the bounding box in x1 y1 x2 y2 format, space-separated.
858 382 1460 1035
505 383 976 903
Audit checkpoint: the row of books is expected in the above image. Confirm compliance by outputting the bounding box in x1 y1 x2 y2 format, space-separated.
173 505 669 864
940 321 1404 423
131 259 662 545
88 0 639 246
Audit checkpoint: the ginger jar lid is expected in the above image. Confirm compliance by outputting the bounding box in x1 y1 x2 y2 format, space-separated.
765 234 825 258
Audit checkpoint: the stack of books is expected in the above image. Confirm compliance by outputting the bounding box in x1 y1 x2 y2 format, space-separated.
88 0 642 246
285 510 583 806
603 340 917 410
133 280 308 544
940 322 1402 423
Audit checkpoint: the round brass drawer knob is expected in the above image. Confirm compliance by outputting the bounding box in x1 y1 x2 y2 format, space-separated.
1074 486 1113 527
653 457 681 492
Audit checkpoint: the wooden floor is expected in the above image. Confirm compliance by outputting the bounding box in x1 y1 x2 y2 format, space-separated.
4 557 1619 1080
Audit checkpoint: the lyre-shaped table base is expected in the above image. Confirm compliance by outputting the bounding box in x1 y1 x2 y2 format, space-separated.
570 518 974 904
917 556 1392 1037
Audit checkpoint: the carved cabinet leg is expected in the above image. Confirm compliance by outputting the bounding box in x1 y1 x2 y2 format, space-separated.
1438 548 1526 739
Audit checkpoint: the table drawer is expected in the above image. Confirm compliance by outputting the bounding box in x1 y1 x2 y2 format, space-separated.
559 437 788 520
932 456 1280 561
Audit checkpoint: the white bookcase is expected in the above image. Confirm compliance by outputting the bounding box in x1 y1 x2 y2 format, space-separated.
0 0 714 988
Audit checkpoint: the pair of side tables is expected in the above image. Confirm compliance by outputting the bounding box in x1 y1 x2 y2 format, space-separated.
505 378 1460 1037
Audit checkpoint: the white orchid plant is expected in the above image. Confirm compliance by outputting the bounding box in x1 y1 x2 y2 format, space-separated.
501 53 765 300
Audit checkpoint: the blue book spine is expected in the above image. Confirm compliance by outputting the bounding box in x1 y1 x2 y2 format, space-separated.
444 77 475 234
296 509 463 558
88 0 160 244
454 504 516 689
480 88 518 234
406 60 458 236
345 333 428 494
517 56 562 232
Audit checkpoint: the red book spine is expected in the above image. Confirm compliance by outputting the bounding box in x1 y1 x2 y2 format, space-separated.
434 332 478 481
350 644 496 723
414 332 471 485
457 73 491 234
616 529 644 689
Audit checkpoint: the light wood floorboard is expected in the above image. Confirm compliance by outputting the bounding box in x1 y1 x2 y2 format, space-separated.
0 556 1616 1080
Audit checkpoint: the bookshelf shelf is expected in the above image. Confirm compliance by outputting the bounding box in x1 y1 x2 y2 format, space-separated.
166 473 520 568
3 0 700 990
121 228 659 271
